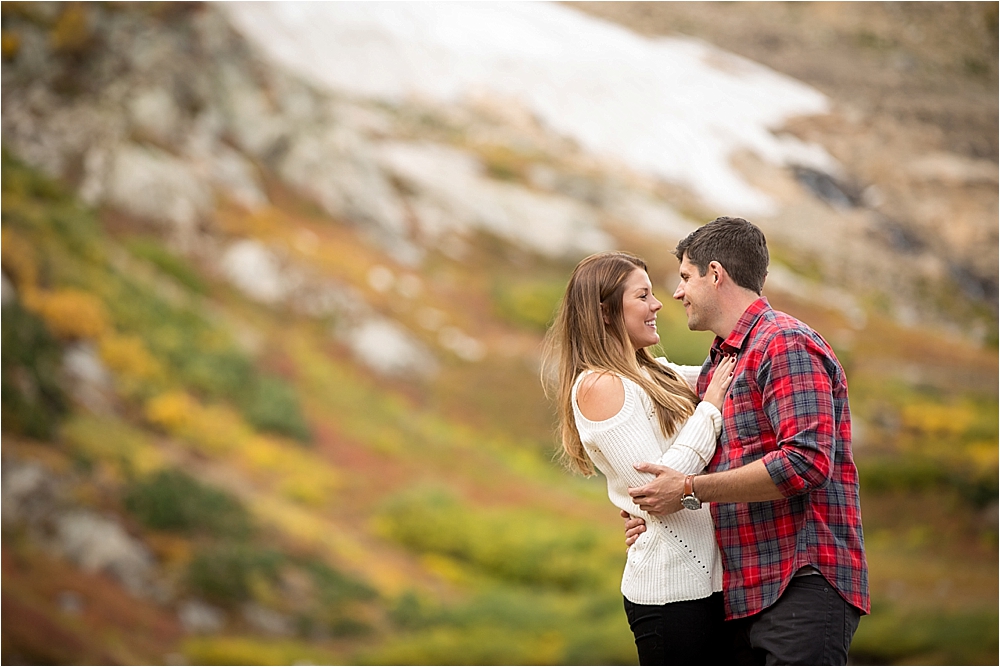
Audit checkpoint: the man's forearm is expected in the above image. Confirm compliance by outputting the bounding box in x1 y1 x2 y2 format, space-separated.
694 459 785 503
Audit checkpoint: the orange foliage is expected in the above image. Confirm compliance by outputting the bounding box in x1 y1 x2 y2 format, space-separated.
50 3 91 55
1 228 37 289
25 288 108 340
1 30 20 61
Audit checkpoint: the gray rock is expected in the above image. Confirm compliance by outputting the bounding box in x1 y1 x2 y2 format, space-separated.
57 590 84 616
128 88 181 144
1 273 15 306
277 126 410 241
52 510 154 597
242 602 293 636
178 599 226 634
376 141 611 259
340 315 438 379
1 460 58 527
219 239 299 305
103 144 213 250
62 343 116 415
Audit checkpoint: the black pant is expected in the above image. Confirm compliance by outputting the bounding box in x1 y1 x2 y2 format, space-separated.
723 575 862 665
623 592 726 666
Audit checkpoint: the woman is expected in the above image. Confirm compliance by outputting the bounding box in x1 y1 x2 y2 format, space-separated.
541 251 734 666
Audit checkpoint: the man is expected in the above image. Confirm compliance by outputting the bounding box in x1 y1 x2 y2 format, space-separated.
623 216 869 665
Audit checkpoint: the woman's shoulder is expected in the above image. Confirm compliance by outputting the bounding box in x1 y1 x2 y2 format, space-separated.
574 370 641 423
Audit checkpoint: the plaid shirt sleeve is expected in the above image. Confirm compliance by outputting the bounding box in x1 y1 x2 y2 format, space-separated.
757 330 836 496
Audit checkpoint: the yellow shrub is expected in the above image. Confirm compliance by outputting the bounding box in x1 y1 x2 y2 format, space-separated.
145 391 196 432
420 553 471 585
241 435 339 506
1 30 20 61
182 637 340 667
901 401 974 437
145 392 252 456
50 3 91 55
61 413 166 477
967 441 999 475
26 288 108 340
99 333 164 381
191 404 251 455
1 228 37 289
278 474 330 507
243 436 284 470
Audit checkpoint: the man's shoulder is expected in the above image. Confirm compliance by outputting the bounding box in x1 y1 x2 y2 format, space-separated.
751 308 832 357
754 307 817 340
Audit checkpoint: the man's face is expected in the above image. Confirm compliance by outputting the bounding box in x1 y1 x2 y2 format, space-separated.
673 255 718 332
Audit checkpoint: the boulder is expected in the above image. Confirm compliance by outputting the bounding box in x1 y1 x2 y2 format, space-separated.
52 510 154 597
339 315 438 379
377 141 611 259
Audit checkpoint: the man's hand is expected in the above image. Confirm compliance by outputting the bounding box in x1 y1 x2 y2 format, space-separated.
628 462 685 515
620 509 646 548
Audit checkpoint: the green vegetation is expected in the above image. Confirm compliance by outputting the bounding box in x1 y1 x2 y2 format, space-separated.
852 605 999 665
186 543 286 605
183 637 342 666
854 379 999 508
0 300 69 439
492 276 566 331
2 132 996 666
124 469 255 539
124 237 208 295
376 487 621 591
1 150 311 442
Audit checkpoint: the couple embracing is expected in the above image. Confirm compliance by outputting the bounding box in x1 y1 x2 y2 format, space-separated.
542 217 869 665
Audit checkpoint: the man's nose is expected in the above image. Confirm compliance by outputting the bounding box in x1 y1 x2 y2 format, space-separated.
672 282 683 300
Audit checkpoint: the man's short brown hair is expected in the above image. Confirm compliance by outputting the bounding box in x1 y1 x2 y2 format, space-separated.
674 217 769 294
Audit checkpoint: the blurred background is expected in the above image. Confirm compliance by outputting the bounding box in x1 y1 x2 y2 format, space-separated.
1 2 996 664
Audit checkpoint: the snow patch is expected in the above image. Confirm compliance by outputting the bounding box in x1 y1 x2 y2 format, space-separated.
223 2 833 215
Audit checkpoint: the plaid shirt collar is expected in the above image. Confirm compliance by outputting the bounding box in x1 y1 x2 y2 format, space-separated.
711 296 771 358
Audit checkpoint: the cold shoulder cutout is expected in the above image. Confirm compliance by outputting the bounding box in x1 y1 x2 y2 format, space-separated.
576 371 626 422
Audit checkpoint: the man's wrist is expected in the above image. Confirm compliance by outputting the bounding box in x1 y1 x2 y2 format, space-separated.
681 474 702 510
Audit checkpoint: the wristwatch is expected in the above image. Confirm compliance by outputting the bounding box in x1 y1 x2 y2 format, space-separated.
681 474 702 510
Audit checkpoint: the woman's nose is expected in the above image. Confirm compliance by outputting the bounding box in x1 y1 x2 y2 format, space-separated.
651 296 663 311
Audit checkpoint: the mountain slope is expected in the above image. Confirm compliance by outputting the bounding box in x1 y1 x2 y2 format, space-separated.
1 3 996 665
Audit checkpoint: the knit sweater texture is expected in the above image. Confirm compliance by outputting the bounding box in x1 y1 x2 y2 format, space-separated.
572 359 723 605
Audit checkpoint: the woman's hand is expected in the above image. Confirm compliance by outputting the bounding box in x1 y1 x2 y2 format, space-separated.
702 354 736 410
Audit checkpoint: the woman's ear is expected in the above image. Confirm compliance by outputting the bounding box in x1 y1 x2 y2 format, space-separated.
600 303 610 325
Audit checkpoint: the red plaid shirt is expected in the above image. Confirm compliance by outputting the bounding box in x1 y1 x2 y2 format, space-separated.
697 298 869 620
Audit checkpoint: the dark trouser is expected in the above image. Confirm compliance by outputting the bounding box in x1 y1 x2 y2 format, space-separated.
723 575 862 665
623 592 727 666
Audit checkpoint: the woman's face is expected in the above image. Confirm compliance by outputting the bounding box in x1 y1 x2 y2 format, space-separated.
618 267 662 350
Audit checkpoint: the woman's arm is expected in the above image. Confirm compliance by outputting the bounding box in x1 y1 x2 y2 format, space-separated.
653 355 735 473
576 375 679 489
655 402 721 474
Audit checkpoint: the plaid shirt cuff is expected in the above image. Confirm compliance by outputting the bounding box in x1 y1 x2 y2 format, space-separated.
762 449 814 497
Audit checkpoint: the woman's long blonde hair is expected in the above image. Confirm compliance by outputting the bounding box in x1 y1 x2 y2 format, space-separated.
541 251 699 475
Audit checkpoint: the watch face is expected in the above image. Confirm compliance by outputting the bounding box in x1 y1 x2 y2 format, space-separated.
681 496 701 510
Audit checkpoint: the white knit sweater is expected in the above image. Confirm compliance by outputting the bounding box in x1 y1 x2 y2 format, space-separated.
572 359 723 605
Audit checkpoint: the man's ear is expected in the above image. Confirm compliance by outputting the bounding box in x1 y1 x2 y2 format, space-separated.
708 261 723 286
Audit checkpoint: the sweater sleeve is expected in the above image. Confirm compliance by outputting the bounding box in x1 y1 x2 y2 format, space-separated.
657 402 721 474
578 381 682 490
655 357 703 392
577 379 721 487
